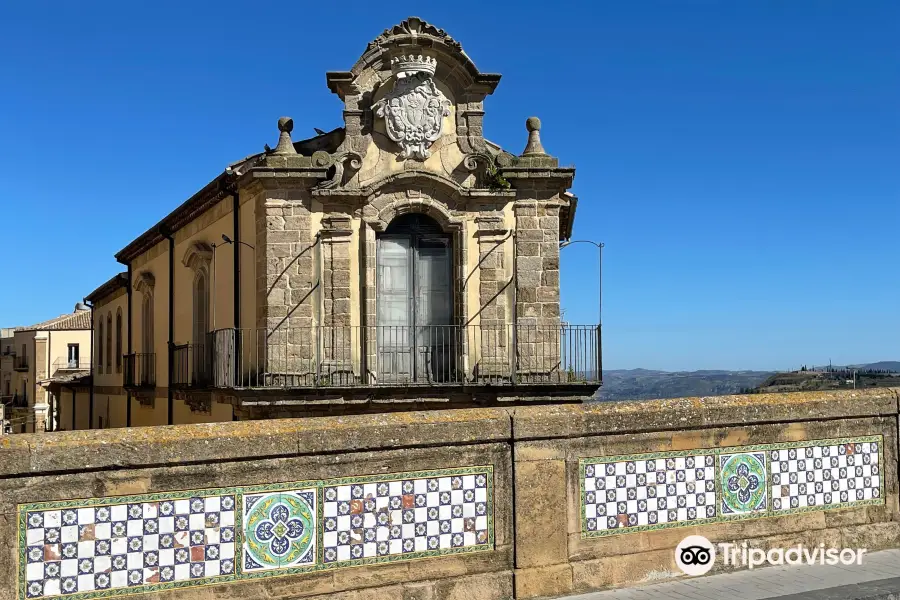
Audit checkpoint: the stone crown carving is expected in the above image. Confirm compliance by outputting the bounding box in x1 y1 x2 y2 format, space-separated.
390 53 437 77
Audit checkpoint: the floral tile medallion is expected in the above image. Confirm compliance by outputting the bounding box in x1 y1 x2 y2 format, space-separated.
720 452 767 515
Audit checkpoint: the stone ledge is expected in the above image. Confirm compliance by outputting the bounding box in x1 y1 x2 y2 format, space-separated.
512 388 900 440
0 408 511 477
3 388 896 478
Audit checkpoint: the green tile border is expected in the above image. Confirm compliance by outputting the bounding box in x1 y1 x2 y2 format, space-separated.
17 466 495 600
579 435 884 539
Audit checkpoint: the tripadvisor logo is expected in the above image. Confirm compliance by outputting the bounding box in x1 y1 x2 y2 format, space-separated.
675 535 868 576
675 535 715 576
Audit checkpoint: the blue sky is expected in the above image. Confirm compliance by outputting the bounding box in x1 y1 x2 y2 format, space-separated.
1 1 897 371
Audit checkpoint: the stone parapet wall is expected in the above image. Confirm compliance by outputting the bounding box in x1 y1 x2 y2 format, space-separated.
1 388 898 600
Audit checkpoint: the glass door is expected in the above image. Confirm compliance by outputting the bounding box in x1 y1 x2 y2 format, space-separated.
376 215 453 383
376 236 413 382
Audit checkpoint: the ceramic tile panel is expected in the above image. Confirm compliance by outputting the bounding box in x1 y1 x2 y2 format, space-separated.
20 490 238 599
582 452 717 536
321 470 491 566
17 466 495 599
770 439 881 512
580 436 884 538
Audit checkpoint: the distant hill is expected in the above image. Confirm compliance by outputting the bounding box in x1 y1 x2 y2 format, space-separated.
593 360 899 402
596 369 774 401
861 361 900 372
751 363 900 394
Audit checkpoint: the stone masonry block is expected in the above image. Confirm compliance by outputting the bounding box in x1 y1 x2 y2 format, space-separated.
539 216 559 230
516 271 540 288
516 459 567 567
537 287 559 302
517 216 539 230
516 256 542 273
517 242 540 257
518 229 543 242
268 230 301 243
514 564 573 599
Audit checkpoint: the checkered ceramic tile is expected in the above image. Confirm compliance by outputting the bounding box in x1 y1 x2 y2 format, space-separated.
321 471 491 565
582 454 717 534
771 440 881 511
580 436 884 538
21 494 236 599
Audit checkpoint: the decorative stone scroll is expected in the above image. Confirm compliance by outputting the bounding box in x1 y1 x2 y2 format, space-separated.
580 436 883 538
373 51 451 160
18 466 494 599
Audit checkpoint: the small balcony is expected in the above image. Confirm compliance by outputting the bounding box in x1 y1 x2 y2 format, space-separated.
171 343 211 389
1 394 28 409
203 325 601 390
52 357 91 374
123 353 156 389
13 356 28 371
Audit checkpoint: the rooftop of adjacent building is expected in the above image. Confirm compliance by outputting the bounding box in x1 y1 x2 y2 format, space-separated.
14 304 92 332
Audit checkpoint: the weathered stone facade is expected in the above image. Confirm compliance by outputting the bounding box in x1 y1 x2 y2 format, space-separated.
102 16 595 424
212 16 589 414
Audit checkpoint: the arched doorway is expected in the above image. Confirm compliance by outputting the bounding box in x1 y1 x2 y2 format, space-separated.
376 213 455 382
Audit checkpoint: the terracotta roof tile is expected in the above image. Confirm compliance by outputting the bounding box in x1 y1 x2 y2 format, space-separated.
17 310 91 332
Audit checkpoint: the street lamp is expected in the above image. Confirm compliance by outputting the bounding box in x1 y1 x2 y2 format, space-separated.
559 239 604 382
221 234 254 251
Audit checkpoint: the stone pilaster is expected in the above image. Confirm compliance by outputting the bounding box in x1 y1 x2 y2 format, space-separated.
254 185 316 384
475 214 510 380
515 201 562 381
320 214 354 381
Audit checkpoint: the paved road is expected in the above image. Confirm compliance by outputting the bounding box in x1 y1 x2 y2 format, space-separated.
556 548 900 600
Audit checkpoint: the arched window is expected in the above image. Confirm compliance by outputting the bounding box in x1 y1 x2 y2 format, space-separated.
97 319 104 369
141 292 154 355
134 272 155 357
106 313 112 372
192 270 209 344
115 309 123 373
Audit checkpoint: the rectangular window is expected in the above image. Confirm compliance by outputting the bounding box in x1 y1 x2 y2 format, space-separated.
67 344 79 369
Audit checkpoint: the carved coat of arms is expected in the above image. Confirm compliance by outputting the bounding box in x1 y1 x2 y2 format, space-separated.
374 66 451 160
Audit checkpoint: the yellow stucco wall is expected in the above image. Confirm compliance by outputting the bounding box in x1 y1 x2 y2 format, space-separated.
107 192 251 427
93 290 127 386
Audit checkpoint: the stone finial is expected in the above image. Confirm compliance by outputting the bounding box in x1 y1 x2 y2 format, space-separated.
272 117 297 155
521 116 547 156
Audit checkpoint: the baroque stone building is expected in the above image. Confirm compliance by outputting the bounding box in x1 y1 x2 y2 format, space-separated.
71 17 599 428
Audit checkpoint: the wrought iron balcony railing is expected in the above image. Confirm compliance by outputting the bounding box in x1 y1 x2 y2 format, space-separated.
123 353 156 388
171 343 211 388
201 324 601 390
52 358 92 373
1 394 28 408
